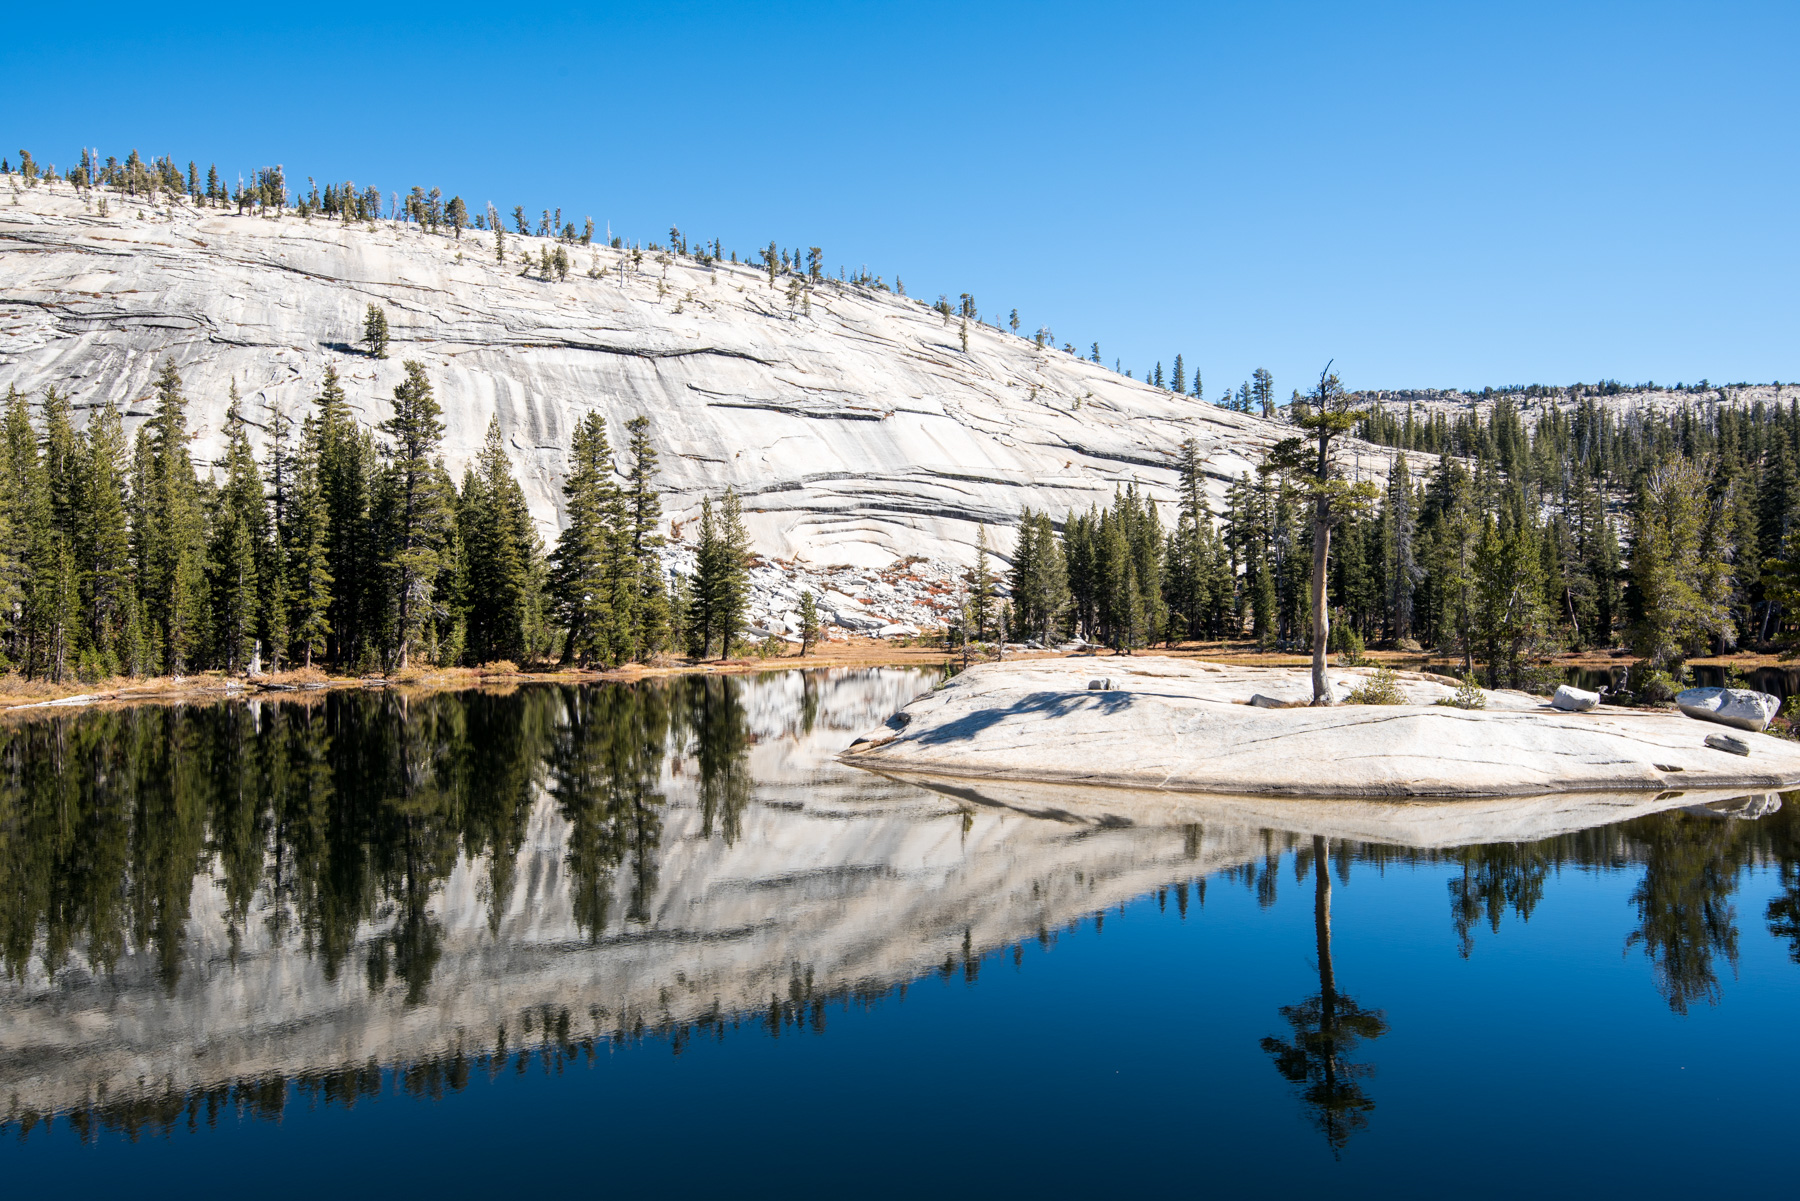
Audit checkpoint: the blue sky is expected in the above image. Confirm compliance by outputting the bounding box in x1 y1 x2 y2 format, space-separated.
6 1 1795 398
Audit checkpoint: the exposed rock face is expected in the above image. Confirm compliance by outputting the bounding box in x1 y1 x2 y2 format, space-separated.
0 184 1392 588
1676 686 1780 732
844 657 1800 797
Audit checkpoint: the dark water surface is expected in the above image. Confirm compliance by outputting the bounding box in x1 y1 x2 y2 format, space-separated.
3 670 1799 1198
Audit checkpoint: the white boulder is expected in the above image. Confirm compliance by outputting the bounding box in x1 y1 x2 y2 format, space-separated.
1551 684 1601 712
1676 687 1780 732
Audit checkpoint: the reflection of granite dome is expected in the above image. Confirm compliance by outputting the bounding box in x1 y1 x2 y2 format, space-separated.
0 670 1259 1130
2 670 1780 1136
0 186 1345 574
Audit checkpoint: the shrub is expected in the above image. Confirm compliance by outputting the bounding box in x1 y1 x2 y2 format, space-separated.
1346 666 1403 705
1435 673 1487 710
1627 662 1687 703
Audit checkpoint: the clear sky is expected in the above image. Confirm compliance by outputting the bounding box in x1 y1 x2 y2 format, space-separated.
6 1 1795 399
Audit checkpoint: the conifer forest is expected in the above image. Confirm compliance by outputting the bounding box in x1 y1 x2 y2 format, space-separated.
3 147 1796 692
0 355 771 682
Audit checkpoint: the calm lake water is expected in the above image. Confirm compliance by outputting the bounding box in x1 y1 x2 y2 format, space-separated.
4 669 1799 1198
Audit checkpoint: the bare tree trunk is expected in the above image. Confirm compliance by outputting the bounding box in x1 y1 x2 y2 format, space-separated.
1311 508 1333 705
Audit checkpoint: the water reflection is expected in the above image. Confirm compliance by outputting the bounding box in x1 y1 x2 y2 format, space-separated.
1 670 1798 1150
1262 836 1388 1154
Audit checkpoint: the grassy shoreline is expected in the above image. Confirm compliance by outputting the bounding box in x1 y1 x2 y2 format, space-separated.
0 640 1791 719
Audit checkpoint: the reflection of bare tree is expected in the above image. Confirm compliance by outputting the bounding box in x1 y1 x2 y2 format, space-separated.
1262 836 1388 1155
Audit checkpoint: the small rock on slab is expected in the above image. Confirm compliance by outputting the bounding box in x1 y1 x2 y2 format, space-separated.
1248 693 1289 709
1552 684 1601 712
1705 733 1752 756
1087 678 1113 691
1677 687 1780 732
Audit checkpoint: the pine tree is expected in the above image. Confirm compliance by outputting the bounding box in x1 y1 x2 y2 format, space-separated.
1253 368 1275 418
624 416 669 656
462 417 543 665
798 590 820 655
550 412 619 665
1629 457 1734 674
209 384 268 673
313 365 373 669
139 361 210 675
690 489 749 659
288 414 334 668
69 397 131 673
377 361 453 669
1259 366 1378 702
1384 452 1421 642
967 527 994 642
362 304 389 359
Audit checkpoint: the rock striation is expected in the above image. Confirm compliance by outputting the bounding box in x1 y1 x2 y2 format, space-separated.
0 183 1400 629
844 657 1800 797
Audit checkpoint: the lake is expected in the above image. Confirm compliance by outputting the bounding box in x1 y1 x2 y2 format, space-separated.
3 669 1798 1198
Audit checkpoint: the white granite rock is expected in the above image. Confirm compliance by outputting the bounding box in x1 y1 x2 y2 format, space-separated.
1676 686 1780 732
846 657 1800 797
0 184 1393 589
1552 684 1601 712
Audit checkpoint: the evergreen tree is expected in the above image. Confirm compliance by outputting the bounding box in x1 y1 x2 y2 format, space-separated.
362 304 389 359
550 411 619 665
965 526 995 642
798 589 820 655
460 417 545 665
690 489 749 659
1260 367 1378 702
75 397 133 673
313 365 374 669
1384 452 1421 642
1629 458 1734 674
139 361 210 675
376 362 453 669
208 385 267 673
287 414 334 668
624 416 669 657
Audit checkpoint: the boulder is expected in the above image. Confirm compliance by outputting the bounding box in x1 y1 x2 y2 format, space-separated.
1705 733 1752 756
1551 684 1601 712
833 610 886 632
1087 678 1114 691
1676 687 1780 732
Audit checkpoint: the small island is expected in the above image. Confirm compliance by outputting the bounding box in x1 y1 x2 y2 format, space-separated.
844 657 1800 798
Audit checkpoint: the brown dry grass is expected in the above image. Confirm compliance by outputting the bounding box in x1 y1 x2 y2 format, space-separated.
0 634 1785 719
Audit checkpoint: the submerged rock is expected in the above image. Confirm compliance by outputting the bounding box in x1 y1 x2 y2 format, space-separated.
1676 687 1780 732
1552 684 1601 712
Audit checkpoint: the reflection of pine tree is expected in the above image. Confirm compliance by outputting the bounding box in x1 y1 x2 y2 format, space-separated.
1262 836 1388 1155
693 675 752 844
548 683 669 939
1446 841 1550 958
1624 813 1741 1014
